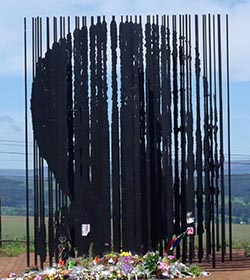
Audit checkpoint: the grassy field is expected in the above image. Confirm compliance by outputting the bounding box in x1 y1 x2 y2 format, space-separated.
230 223 250 248
1 216 250 247
1 216 35 240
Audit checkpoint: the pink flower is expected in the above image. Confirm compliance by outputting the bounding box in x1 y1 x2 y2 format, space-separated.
167 255 176 261
187 227 194 235
158 262 170 276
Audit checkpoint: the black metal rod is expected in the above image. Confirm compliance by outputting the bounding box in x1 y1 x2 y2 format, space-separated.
226 14 232 261
179 15 187 263
195 14 203 263
172 17 180 258
208 14 216 269
212 15 220 253
46 17 50 50
111 17 121 252
167 15 173 243
40 17 42 56
161 14 173 248
53 17 57 43
32 17 38 267
24 17 30 267
186 14 195 264
202 15 211 263
217 14 226 262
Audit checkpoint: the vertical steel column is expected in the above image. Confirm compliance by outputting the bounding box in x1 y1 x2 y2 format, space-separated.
73 15 90 255
38 17 46 269
185 15 195 264
133 16 143 253
161 15 174 247
180 15 187 263
89 16 111 254
111 16 121 252
217 14 226 262
172 15 181 259
24 17 30 267
66 18 74 203
137 15 148 253
153 15 163 254
145 15 154 251
195 14 203 263
208 14 216 268
120 16 137 251
46 17 55 267
212 15 220 252
226 14 232 261
32 16 39 267
202 15 211 262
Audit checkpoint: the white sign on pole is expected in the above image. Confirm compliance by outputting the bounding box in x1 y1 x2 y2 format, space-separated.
81 224 90 236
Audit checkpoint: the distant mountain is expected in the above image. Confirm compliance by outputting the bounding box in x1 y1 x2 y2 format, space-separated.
0 160 249 178
0 165 250 221
0 168 44 178
0 169 26 178
224 160 250 175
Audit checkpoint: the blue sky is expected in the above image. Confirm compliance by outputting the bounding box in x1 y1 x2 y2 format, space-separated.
0 0 250 169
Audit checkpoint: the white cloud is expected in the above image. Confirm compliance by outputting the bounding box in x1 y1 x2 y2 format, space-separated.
229 2 250 81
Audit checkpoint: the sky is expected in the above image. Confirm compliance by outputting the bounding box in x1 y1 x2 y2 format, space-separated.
0 0 250 170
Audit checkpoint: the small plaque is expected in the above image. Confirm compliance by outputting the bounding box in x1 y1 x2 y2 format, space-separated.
82 224 90 236
186 212 194 224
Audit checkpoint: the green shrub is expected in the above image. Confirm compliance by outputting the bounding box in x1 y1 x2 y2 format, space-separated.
189 265 202 277
0 241 33 257
244 245 250 257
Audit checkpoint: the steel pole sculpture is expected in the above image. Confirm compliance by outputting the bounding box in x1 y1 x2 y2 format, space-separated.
27 14 231 268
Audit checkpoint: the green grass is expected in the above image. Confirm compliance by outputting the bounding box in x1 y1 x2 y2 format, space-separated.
1 216 250 256
230 224 250 249
0 241 29 257
1 216 34 240
0 216 35 256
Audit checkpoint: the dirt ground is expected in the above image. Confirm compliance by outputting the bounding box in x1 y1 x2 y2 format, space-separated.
1 251 250 279
208 270 250 280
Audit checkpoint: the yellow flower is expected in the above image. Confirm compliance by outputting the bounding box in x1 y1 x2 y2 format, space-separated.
120 251 132 257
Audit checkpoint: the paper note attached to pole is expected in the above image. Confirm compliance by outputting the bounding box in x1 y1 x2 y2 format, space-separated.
81 224 90 236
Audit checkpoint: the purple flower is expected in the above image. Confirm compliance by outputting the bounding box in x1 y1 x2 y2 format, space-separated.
123 256 134 263
122 262 133 274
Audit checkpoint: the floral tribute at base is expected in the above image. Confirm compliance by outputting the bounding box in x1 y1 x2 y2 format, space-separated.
2 251 210 280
